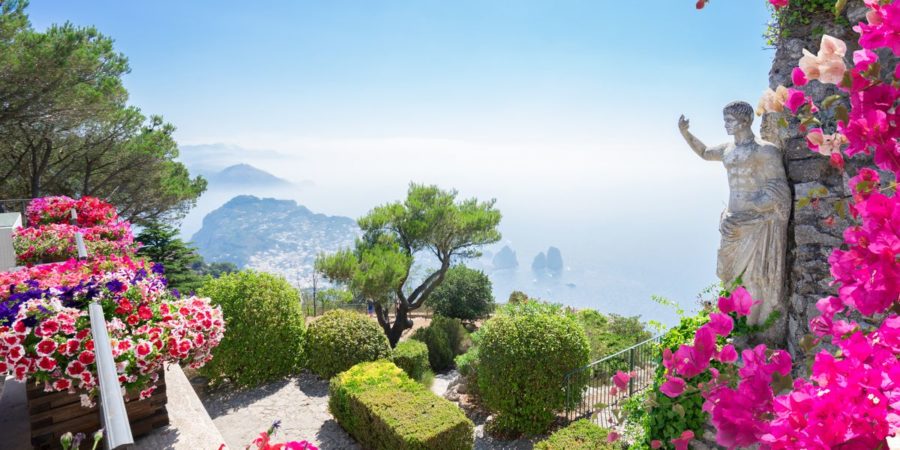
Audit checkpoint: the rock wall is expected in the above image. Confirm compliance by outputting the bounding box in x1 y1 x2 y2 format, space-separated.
760 2 870 363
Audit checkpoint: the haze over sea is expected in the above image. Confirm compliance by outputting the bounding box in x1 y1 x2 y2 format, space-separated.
28 1 777 326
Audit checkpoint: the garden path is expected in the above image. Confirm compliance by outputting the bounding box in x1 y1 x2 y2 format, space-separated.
201 373 359 450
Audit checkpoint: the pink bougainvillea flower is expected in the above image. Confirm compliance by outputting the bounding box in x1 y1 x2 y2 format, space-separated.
756 85 789 115
650 440 663 449
769 0 788 9
708 313 734 336
806 128 848 156
783 88 809 114
791 67 807 86
660 376 687 398
612 370 631 390
799 34 848 85
671 430 695 450
730 286 755 316
717 344 738 363
607 431 620 443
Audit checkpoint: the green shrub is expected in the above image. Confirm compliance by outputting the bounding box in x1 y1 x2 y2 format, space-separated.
477 307 590 435
411 326 453 372
305 310 392 379
534 420 619 450
392 340 429 382
411 315 470 372
428 265 495 321
628 311 711 450
329 361 474 450
576 309 652 361
198 270 305 387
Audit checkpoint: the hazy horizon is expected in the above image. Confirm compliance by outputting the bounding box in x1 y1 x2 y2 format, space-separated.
26 0 779 324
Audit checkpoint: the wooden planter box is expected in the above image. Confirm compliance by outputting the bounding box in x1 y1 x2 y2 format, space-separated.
27 374 169 450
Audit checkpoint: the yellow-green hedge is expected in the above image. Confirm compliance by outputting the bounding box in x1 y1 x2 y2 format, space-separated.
329 360 474 450
535 419 619 450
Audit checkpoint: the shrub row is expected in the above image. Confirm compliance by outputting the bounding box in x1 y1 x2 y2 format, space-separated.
329 361 474 450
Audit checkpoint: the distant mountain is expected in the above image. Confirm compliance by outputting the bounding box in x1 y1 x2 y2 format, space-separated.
191 195 359 286
209 164 292 187
492 245 519 270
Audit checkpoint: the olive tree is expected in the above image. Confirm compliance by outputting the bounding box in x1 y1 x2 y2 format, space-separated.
316 183 501 347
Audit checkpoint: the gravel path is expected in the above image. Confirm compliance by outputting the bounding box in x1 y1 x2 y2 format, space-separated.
201 373 359 450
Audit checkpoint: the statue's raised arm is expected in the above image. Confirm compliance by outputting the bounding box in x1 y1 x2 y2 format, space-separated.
678 114 725 161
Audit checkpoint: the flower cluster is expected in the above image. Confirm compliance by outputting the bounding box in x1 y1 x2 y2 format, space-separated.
2 197 223 406
14 197 136 266
0 260 224 404
662 2 900 448
26 196 119 228
14 224 136 266
217 421 319 450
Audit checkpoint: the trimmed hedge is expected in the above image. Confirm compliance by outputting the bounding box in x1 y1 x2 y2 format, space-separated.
198 270 305 387
477 307 590 434
427 265 495 321
305 310 392 379
535 420 619 450
411 315 470 372
393 340 430 382
329 361 474 450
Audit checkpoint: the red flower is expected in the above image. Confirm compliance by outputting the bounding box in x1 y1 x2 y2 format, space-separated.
138 305 153 321
65 360 86 377
53 379 71 391
37 357 57 371
78 351 95 365
36 339 57 356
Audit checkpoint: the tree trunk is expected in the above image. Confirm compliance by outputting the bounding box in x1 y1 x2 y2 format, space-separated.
386 304 413 348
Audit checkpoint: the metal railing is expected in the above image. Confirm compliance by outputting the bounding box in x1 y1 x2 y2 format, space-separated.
0 198 30 225
563 335 663 427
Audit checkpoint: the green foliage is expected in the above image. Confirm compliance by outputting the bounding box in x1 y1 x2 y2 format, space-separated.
136 222 204 293
392 340 430 382
0 5 205 223
316 183 501 346
305 310 392 379
765 0 851 45
329 360 474 450
576 309 652 361
534 420 619 450
428 265 495 322
454 347 480 396
507 290 530 304
198 271 305 387
411 315 470 372
476 307 590 435
626 311 711 450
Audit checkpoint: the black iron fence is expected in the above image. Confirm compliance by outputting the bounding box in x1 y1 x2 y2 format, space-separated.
563 335 663 427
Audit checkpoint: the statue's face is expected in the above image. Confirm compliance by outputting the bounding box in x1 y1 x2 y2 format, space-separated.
723 113 749 136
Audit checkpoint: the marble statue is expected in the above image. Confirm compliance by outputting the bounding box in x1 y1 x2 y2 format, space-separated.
678 101 790 325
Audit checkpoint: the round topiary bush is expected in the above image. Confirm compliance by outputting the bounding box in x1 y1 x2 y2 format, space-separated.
198 270 306 387
392 339 429 382
305 309 392 379
477 309 590 435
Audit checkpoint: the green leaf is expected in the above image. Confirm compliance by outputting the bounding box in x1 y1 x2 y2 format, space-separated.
835 104 849 124
835 200 847 219
673 404 685 419
797 197 811 209
822 94 843 109
834 0 848 16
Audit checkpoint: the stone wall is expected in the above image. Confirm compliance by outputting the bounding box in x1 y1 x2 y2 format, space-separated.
760 1 871 364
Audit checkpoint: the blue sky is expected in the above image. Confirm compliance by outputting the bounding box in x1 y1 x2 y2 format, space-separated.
26 1 779 321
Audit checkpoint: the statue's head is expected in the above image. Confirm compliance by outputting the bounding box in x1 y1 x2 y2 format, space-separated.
722 101 754 136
